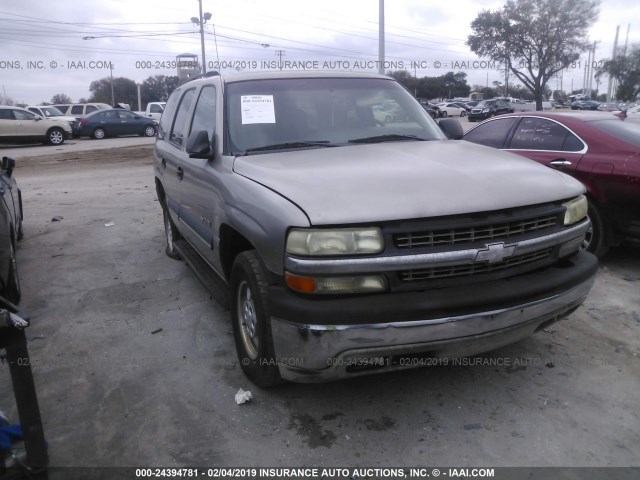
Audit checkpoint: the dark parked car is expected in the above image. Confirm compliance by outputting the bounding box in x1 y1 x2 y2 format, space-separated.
571 100 600 110
468 98 514 121
418 101 440 119
74 109 157 139
463 112 640 256
0 157 23 304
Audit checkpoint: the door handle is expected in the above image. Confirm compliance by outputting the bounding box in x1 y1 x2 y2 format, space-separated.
549 160 572 167
177 166 184 180
161 158 167 169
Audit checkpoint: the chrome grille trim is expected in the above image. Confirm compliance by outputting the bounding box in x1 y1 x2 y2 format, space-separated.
399 249 553 282
394 214 558 249
284 219 590 276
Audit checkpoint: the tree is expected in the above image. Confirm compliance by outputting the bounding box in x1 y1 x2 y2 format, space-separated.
386 70 470 100
89 76 138 106
141 75 181 107
51 93 72 104
596 44 640 101
467 0 599 110
442 72 471 99
386 70 419 96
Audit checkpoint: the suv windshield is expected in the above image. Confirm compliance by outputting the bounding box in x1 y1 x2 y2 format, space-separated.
225 77 444 155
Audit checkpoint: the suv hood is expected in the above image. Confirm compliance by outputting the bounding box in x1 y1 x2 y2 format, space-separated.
233 141 584 225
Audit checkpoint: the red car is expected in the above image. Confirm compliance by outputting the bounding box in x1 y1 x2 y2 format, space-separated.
463 112 640 256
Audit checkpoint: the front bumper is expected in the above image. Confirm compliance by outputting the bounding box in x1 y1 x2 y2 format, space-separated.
468 112 492 120
269 251 597 382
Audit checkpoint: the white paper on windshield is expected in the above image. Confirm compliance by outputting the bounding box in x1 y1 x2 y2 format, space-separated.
241 95 276 124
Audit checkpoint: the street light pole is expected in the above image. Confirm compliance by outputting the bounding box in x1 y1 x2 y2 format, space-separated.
192 1 212 75
198 0 206 75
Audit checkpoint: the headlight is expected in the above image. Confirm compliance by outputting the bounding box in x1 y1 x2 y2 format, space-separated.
286 228 384 256
482 108 490 113
562 195 588 225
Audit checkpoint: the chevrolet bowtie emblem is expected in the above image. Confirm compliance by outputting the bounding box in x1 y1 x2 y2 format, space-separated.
475 242 517 264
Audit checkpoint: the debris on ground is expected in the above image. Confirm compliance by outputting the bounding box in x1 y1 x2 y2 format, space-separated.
51 216 63 222
235 388 253 405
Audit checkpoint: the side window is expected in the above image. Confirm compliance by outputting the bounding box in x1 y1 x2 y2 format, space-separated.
150 104 162 113
169 89 196 147
158 90 182 140
86 105 98 114
463 117 518 148
118 111 136 120
0 109 13 120
189 85 216 141
28 107 39 115
509 118 568 151
70 105 83 115
13 110 36 121
102 111 117 120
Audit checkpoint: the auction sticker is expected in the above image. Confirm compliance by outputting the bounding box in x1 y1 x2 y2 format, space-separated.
241 95 276 124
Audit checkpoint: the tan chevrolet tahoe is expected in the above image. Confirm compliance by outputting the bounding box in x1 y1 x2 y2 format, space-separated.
154 71 597 387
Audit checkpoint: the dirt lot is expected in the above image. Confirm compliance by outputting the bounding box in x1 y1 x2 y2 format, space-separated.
1 144 639 471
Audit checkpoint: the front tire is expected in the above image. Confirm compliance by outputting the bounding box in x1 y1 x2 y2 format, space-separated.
93 127 106 140
47 128 65 145
441 111 448 117
143 125 157 137
584 201 610 257
163 208 181 260
230 251 282 388
460 110 466 117
6 241 21 304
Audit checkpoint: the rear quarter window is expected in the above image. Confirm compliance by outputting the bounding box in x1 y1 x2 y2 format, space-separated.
591 120 640 147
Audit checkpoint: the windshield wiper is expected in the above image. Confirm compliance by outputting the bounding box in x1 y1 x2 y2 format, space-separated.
348 134 427 144
244 141 336 153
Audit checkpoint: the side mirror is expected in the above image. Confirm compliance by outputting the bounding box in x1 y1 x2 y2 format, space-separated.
438 118 464 140
186 130 214 159
34 116 42 121
2 156 16 178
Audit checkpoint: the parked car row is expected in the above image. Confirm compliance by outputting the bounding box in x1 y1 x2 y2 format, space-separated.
0 105 159 145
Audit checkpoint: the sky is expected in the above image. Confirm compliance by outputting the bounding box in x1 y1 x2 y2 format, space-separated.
0 0 638 105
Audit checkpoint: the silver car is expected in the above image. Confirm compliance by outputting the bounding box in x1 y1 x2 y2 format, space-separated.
0 106 72 145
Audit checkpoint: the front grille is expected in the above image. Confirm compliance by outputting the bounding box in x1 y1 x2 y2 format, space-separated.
399 248 554 282
394 214 558 249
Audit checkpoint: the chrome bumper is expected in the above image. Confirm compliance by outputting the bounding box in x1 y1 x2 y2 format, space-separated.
270 275 595 383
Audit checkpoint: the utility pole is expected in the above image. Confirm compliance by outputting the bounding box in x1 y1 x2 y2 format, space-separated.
607 25 620 101
198 0 206 74
378 0 385 74
275 49 286 70
588 41 598 97
191 1 212 75
110 62 115 106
